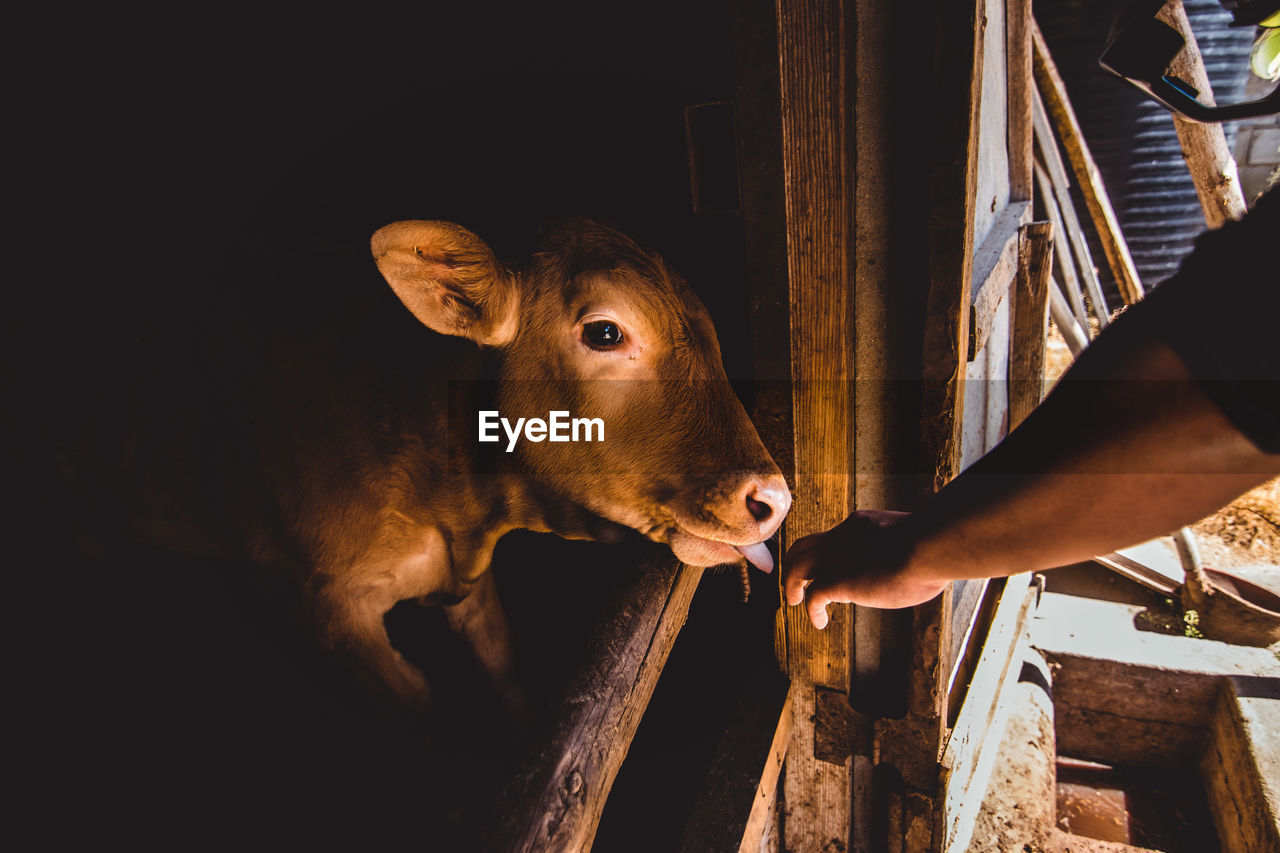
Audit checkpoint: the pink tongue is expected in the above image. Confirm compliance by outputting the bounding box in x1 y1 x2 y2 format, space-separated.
737 542 774 574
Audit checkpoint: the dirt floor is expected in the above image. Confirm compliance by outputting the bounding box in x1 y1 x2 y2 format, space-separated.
1191 477 1280 572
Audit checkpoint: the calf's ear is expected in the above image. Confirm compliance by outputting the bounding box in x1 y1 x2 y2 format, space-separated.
371 220 518 347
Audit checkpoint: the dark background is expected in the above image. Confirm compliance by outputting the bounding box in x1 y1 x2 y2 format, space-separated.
18 2 784 849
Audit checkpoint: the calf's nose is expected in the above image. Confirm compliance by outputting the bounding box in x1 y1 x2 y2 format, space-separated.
739 475 791 540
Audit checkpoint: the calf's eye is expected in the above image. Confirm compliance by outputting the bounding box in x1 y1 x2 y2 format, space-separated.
583 320 625 350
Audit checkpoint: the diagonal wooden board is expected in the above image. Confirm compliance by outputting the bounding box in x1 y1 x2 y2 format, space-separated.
1092 537 1186 595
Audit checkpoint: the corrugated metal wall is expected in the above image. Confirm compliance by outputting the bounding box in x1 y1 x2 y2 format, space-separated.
1034 0 1254 299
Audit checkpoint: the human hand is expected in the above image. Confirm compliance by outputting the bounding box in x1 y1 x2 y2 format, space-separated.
782 510 949 628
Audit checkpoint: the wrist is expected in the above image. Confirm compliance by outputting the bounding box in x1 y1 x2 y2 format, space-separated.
891 509 960 588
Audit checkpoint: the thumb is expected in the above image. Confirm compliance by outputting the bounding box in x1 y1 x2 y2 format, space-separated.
804 576 843 630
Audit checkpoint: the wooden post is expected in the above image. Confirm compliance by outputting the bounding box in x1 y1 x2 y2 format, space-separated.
1009 221 1053 429
897 1 984 848
919 0 984 492
1031 21 1145 305
1155 1 1248 228
775 0 856 848
1006 0 1034 202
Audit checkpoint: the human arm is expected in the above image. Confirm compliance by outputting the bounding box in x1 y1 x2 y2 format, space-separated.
783 191 1280 628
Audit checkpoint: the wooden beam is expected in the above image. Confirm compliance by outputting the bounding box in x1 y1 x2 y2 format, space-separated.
1155 1 1248 229
776 0 854 688
486 558 702 852
775 0 856 847
1009 221 1053 430
737 683 795 853
1006 0 1034 202
969 200 1032 360
1033 159 1090 332
919 0 984 492
1031 87 1110 328
1031 20 1145 305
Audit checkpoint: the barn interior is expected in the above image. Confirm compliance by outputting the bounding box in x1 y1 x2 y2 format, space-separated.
31 1 786 847
21 0 1278 851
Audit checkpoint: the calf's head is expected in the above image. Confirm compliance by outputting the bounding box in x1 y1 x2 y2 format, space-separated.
372 219 790 570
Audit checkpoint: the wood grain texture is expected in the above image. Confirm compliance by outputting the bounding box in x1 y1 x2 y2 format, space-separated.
969 200 1032 360
901 2 986 847
1031 20 1145 305
775 0 856 848
1155 1 1248 229
1009 221 1053 429
919 0 984 493
737 683 795 853
485 558 702 853
1006 0 1034 201
776 0 854 689
1031 87 1110 328
783 681 854 853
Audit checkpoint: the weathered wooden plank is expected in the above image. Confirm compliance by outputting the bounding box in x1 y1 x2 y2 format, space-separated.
1092 537 1185 595
940 575 1037 853
973 0 1012 247
969 200 1032 360
485 558 702 852
947 580 1001 741
1006 0 1034 202
889 2 988 844
776 0 854 688
1031 20 1145 305
737 683 795 853
1033 159 1090 333
775 0 856 848
1031 87 1110 328
1155 1 1248 229
784 682 854 853
1009 220 1053 429
919 0 984 493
